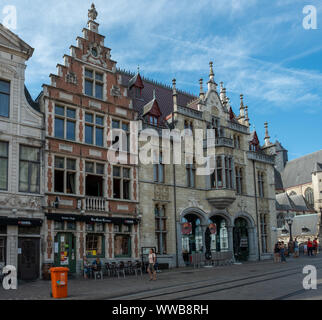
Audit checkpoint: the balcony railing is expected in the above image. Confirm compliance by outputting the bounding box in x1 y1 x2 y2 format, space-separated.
85 197 107 212
227 121 249 134
203 137 234 148
247 151 275 165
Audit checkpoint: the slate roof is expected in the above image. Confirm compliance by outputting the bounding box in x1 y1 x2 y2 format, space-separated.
276 192 313 212
280 150 322 189
119 70 197 122
24 86 41 112
278 214 319 238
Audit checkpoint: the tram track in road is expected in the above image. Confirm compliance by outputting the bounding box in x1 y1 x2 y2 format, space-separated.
109 258 322 300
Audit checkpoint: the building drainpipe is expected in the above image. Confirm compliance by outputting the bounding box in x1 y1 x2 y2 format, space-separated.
252 160 261 261
172 112 179 268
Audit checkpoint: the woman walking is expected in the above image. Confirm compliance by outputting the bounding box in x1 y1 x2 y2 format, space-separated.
293 238 299 258
279 241 286 263
147 248 157 281
274 242 280 263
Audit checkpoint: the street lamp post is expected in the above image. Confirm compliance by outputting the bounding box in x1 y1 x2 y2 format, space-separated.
285 213 294 254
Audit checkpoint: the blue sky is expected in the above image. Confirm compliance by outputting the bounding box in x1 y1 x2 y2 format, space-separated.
4 0 322 160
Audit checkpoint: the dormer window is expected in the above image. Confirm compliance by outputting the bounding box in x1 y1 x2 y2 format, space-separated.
149 116 158 126
135 87 141 98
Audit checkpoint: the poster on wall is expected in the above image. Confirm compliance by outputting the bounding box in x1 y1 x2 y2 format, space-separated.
209 223 217 234
181 222 192 235
240 237 248 248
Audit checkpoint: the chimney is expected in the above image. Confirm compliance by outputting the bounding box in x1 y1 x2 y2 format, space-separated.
199 79 204 100
264 122 271 146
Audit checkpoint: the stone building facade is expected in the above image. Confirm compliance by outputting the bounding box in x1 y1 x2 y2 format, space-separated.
0 4 280 277
120 63 278 267
38 6 140 275
0 24 44 280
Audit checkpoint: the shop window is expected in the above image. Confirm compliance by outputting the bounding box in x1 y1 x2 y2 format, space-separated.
0 79 10 118
86 233 104 257
96 223 104 232
155 205 167 254
113 166 131 200
0 226 6 234
19 145 40 193
260 214 268 253
66 222 76 231
86 223 95 232
54 221 64 230
85 69 104 100
54 105 76 141
54 157 76 194
0 141 8 190
0 237 6 264
114 234 131 258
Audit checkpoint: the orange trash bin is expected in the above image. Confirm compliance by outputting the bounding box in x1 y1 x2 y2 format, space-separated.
49 267 69 299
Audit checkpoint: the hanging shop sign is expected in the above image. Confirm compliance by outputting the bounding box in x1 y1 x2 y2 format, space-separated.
209 223 217 234
181 222 192 235
0 217 42 226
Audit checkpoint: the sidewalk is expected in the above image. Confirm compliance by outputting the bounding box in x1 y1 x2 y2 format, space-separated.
0 254 319 300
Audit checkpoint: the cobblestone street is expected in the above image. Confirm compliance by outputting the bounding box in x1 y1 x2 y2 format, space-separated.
0 254 321 300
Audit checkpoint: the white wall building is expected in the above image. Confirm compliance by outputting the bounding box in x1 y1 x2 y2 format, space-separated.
0 24 45 280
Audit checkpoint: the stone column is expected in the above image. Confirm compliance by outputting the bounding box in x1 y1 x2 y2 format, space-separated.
176 221 185 267
227 226 234 253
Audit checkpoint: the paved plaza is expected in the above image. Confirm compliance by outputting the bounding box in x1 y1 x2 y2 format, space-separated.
0 254 321 300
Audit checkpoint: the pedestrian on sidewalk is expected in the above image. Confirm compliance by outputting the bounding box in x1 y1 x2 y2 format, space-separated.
313 238 318 256
304 242 308 255
307 238 313 256
83 255 91 279
279 241 286 263
274 242 280 263
293 238 299 258
147 248 157 281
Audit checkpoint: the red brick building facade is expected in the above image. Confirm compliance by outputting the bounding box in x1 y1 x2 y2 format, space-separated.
39 4 140 274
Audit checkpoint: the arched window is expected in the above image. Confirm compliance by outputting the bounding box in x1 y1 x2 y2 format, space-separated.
277 213 284 228
304 187 314 209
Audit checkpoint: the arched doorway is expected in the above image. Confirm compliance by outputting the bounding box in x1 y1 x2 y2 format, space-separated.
205 216 229 255
233 217 249 261
181 214 203 264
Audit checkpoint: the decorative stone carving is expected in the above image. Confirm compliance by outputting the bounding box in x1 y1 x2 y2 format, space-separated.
88 3 98 21
111 85 121 97
154 185 169 201
0 194 41 210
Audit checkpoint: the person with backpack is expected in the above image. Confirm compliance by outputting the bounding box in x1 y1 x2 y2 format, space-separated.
147 248 157 281
279 241 286 263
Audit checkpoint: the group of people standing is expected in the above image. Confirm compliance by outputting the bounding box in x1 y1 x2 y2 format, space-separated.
274 238 319 263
